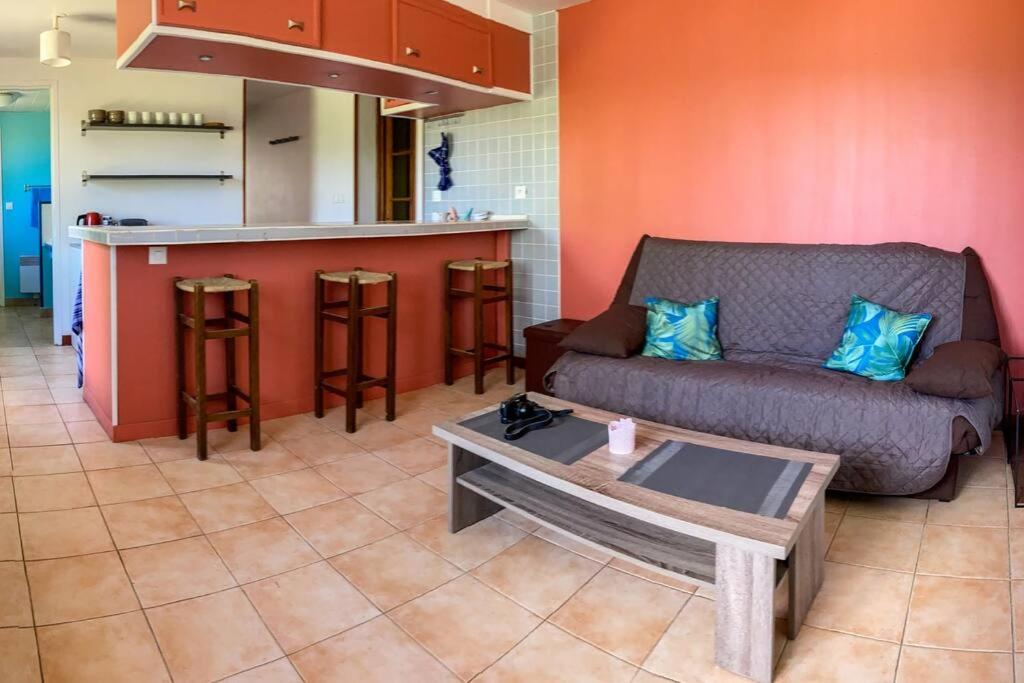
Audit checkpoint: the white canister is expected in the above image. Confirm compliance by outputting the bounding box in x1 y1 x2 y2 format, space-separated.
181 113 194 126
154 111 167 125
168 112 180 126
608 418 636 455
192 113 204 126
126 111 139 125
141 111 153 124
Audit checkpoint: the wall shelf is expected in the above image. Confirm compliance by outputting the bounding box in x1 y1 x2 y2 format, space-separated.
81 120 234 139
81 172 233 186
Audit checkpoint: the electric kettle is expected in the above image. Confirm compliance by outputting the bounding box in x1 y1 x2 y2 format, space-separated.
77 212 102 226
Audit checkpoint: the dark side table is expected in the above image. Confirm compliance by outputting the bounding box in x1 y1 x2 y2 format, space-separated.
523 318 583 395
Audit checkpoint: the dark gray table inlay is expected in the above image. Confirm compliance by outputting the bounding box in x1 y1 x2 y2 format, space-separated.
459 411 608 465
619 441 811 519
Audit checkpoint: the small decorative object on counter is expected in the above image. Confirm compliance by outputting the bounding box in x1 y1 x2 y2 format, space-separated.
445 207 459 222
107 110 125 124
428 132 453 191
88 109 106 123
472 210 492 221
608 417 636 455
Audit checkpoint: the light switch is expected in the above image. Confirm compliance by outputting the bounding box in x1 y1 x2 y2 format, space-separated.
148 246 168 265
514 185 528 199
3 202 12 211
432 190 443 202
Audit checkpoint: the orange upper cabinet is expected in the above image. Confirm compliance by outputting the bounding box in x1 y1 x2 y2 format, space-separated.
395 0 493 88
490 21 530 93
322 0 392 63
157 0 322 49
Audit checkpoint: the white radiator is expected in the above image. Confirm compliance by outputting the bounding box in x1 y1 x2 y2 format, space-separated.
19 255 40 294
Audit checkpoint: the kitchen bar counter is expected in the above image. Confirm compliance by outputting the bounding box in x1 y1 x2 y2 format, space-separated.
80 218 526 441
70 216 529 246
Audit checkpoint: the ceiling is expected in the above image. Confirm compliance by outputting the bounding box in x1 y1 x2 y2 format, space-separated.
0 89 51 112
0 0 116 60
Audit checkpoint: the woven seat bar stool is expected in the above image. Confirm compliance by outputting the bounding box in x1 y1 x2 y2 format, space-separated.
314 267 397 433
174 275 261 460
443 257 515 395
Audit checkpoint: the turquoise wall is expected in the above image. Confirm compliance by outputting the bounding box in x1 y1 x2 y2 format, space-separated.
0 112 51 301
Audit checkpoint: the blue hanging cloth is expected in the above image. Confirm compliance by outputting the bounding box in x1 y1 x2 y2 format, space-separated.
428 132 453 192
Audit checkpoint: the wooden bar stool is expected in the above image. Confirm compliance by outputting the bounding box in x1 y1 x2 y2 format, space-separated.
314 268 397 433
443 258 515 394
174 275 261 460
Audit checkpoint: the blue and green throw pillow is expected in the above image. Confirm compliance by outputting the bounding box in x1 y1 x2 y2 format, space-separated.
823 295 932 381
641 296 723 361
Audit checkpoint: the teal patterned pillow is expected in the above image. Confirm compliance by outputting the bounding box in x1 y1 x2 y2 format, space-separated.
823 295 932 381
641 296 723 361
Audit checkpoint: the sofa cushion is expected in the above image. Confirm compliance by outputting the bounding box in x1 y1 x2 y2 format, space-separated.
641 296 723 361
905 340 1007 399
559 304 647 358
823 295 932 381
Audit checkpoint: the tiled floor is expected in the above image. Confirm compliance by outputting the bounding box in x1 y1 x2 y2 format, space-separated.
0 309 1020 680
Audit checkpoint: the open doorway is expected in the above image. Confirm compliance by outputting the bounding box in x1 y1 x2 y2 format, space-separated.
0 87 54 346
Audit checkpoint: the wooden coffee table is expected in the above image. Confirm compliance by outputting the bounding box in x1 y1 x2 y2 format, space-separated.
433 394 840 683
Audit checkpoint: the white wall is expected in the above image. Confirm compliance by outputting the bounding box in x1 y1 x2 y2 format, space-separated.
310 90 355 223
0 57 244 341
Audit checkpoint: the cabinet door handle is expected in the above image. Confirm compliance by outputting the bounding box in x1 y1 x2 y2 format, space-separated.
177 0 196 11
405 47 420 57
472 65 485 75
287 19 305 31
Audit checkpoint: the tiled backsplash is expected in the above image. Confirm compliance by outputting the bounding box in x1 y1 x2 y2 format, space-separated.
424 12 559 355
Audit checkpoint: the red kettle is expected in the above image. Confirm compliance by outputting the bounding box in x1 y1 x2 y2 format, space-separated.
77 212 102 226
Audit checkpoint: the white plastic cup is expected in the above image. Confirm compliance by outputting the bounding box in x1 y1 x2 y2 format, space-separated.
126 111 139 125
193 113 204 126
154 112 167 125
181 113 193 126
141 111 153 124
168 112 180 125
608 418 636 455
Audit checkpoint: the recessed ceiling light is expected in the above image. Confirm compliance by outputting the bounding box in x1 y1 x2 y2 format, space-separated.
198 54 214 62
327 72 340 79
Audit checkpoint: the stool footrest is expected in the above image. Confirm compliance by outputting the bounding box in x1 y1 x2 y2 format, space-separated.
206 408 253 423
320 376 389 398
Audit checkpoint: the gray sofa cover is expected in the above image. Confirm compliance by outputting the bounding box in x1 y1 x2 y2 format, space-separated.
549 238 1002 495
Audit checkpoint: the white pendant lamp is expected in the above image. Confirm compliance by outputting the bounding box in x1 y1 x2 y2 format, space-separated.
40 14 71 68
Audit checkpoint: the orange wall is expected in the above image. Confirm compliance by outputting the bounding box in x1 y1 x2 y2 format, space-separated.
559 0 1024 352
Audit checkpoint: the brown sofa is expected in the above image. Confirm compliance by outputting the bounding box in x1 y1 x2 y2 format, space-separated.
548 236 1004 500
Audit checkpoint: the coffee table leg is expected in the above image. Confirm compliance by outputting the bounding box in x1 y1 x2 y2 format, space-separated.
715 544 776 683
787 495 826 640
448 443 503 533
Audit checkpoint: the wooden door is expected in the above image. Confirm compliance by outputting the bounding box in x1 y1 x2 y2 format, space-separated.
378 117 417 221
322 0 392 63
395 0 492 87
158 0 321 48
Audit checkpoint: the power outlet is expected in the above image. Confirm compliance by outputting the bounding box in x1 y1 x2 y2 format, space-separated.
3 202 12 211
148 246 168 265
432 190 443 202
513 185 528 200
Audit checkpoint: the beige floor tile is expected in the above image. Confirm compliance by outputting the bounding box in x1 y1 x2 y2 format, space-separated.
180 482 277 533
101 495 202 549
286 498 396 556
343 420 418 451
773 626 899 683
373 438 448 476
330 533 462 611
222 442 307 480
417 465 450 493
927 486 1008 527
11 445 81 476
843 495 929 523
896 646 1013 682
140 435 203 463
316 406 380 434
905 575 1011 651
918 524 1009 579
316 453 408 495
472 536 602 617
824 494 850 513
19 507 113 559
408 515 527 571
825 515 923 572
289 615 457 683
7 423 71 448
390 407 454 440
244 561 379 653
13 472 95 512
1012 528 1024 579
46 375 79 390
208 425 273 454
641 596 752 683
0 450 10 477
66 421 109 444
86 464 173 505
158 457 243 493
75 441 150 470
495 508 541 533
1015 581 1024 651
391 574 541 680
57 403 96 422
4 389 55 407
0 477 13 512
607 558 700 593
633 671 675 683
0 626 42 683
249 468 346 515
0 513 22 560
27 551 139 624
534 526 614 564
1 375 46 390
37 612 168 683
961 455 1009 489
478 622 636 682
356 478 447 530
0 562 32 627
5 405 61 426
208 517 320 583
803 561 913 642
122 536 237 607
147 589 283 683
261 414 331 441
223 658 302 682
279 432 365 466
551 567 688 664
49 388 84 405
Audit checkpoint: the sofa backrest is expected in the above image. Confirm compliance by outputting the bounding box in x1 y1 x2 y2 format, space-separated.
627 238 968 364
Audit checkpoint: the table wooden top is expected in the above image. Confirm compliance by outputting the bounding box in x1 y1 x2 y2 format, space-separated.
434 393 840 559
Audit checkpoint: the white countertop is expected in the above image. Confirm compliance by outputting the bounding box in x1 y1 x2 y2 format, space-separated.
69 217 530 246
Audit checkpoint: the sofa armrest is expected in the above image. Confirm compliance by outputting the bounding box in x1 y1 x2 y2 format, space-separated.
559 303 647 358
905 340 1007 399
